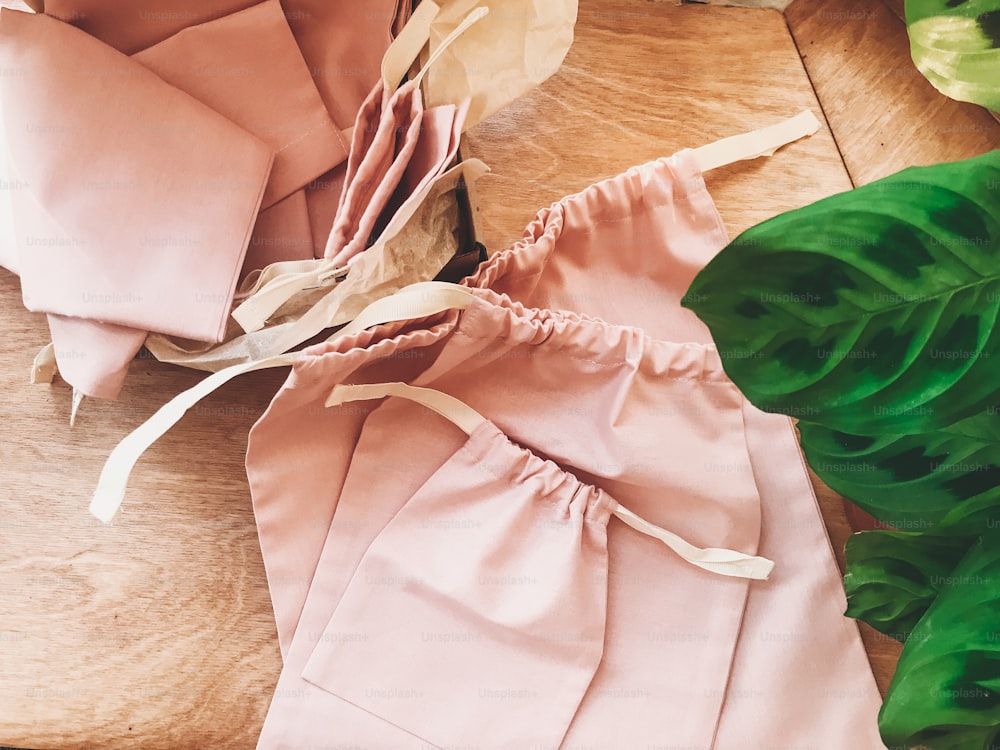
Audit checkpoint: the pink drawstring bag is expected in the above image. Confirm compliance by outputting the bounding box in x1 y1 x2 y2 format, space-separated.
323 80 425 263
302 403 613 750
322 8 482 266
289 382 769 750
251 116 883 749
93 112 884 748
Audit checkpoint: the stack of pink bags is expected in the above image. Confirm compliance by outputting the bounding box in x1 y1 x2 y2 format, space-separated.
0 0 494 405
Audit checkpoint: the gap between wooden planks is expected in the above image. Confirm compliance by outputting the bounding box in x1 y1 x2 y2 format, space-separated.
786 0 1000 188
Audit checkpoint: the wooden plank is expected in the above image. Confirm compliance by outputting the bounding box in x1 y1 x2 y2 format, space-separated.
0 283 290 748
787 0 1000 187
0 266 287 748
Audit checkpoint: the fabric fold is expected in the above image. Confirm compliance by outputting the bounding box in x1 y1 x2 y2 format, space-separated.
0 8 273 343
131 0 347 211
323 80 425 263
44 315 147 400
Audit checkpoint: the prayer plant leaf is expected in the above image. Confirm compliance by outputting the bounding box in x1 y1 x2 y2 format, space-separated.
797 417 1000 534
683 151 1000 436
905 0 1000 112
843 530 974 641
878 533 1000 749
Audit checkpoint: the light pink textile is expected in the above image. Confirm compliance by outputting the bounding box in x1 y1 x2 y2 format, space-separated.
45 315 147 399
244 191 316 282
42 0 259 54
131 0 347 210
0 8 274 399
324 80 425 263
324 81 468 265
281 0 403 132
369 98 469 250
246 151 885 747
302 421 611 749
0 1 403 398
1 9 273 341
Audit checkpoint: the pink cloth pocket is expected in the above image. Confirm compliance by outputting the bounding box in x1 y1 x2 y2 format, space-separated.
301 420 609 750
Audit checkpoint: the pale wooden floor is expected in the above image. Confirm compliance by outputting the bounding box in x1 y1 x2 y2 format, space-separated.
0 0 997 747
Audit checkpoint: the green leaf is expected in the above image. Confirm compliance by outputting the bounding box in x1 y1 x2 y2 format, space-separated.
798 417 1000 534
844 530 973 641
879 533 1000 749
683 151 1000 435
906 0 1000 111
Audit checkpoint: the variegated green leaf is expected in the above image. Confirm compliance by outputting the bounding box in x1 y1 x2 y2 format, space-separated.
906 0 1000 111
683 151 1000 435
798 417 1000 534
844 530 973 641
879 533 1000 749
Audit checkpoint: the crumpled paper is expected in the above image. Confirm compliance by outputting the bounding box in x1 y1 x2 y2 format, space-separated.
420 0 579 131
144 158 489 371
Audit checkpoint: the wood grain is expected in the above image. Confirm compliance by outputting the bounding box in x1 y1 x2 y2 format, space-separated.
0 263 287 748
464 1 852 251
0 0 931 746
786 0 1000 187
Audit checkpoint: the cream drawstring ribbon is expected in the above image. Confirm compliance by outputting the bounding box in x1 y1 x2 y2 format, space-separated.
326 382 774 581
90 282 479 524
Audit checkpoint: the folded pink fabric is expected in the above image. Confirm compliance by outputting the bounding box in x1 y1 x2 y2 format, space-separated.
1 9 272 341
42 0 258 54
324 80 425 263
38 0 403 133
280 0 403 132
131 0 346 210
359 98 469 263
44 315 147 399
324 79 469 265
246 151 885 747
0 1 404 398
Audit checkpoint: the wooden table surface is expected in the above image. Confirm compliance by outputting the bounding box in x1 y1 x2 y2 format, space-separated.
1 0 997 747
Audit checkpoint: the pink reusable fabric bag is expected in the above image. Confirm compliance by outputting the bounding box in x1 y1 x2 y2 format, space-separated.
0 8 274 399
321 85 469 267
323 80 425 263
252 292 767 749
302 418 611 749
246 146 886 747
1 1 405 399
